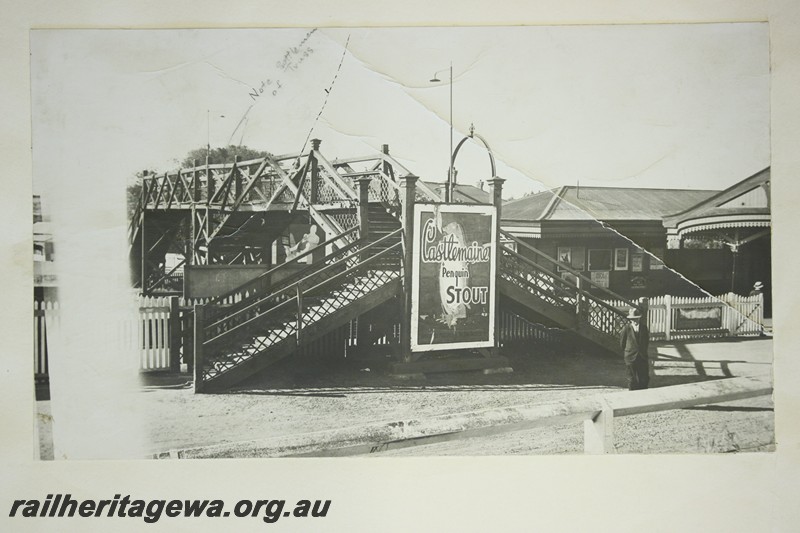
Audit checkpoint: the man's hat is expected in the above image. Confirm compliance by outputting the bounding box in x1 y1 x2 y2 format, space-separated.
753 281 764 290
627 308 642 319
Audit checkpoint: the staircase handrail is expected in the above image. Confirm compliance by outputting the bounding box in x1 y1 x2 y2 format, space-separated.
205 225 359 310
499 247 629 322
204 228 402 330
297 240 402 299
203 231 402 348
499 249 578 306
204 246 352 334
500 229 638 310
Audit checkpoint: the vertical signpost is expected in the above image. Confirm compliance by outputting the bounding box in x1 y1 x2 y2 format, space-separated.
410 204 498 352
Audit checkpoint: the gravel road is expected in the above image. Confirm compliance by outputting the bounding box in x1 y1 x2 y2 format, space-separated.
137 337 773 457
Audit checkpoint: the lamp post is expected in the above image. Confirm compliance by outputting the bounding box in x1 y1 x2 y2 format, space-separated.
430 63 453 203
206 110 226 158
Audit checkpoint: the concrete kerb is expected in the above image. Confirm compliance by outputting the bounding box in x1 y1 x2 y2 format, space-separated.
152 396 605 459
151 375 771 459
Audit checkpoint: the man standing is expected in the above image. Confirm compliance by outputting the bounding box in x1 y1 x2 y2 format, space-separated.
620 307 650 390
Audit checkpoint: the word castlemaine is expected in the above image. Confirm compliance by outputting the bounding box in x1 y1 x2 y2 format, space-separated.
421 219 491 264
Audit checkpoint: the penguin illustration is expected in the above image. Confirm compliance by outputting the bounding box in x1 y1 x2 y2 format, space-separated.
438 219 469 328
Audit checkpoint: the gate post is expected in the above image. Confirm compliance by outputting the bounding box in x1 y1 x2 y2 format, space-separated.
488 176 505 356
169 296 181 372
399 174 418 363
584 400 615 454
639 296 650 328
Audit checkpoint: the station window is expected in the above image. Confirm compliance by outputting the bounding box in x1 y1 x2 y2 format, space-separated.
557 246 585 271
588 249 612 272
614 248 629 270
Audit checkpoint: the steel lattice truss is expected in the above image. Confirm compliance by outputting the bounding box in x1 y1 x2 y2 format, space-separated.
129 142 440 294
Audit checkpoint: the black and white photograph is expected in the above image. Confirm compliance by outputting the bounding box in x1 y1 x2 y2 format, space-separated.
9 3 800 528
29 24 776 461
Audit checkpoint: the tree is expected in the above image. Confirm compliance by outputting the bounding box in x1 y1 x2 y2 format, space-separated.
127 171 144 220
180 145 270 168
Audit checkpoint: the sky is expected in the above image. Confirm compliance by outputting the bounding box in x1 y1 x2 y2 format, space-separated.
32 24 769 203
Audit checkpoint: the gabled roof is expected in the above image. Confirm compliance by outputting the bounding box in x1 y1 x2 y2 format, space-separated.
663 167 770 228
422 181 493 204
503 186 719 222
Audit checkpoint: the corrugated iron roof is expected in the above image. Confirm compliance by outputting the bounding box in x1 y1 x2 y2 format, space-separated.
503 188 563 220
422 181 493 204
503 186 719 221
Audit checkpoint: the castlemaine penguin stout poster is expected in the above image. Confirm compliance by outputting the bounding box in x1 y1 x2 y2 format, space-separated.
410 204 497 351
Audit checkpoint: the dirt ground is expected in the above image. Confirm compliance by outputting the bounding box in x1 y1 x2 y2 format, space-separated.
127 336 774 457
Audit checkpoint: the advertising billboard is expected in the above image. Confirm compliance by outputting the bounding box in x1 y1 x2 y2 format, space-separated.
410 204 497 352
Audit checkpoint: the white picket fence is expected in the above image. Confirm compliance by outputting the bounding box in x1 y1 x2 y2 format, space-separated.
34 296 206 378
135 295 234 371
135 297 173 371
33 292 766 381
605 293 765 340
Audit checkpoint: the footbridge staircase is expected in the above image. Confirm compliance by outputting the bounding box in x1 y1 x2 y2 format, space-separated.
194 226 404 392
130 143 634 392
179 146 439 392
191 224 634 392
189 214 633 393
498 230 636 354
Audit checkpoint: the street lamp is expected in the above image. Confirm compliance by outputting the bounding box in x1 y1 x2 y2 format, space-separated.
430 63 453 203
206 110 226 158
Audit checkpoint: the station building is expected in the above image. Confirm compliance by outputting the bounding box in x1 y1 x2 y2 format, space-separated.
498 168 771 314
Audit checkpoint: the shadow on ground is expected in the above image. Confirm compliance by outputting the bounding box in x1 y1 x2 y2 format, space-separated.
137 336 772 395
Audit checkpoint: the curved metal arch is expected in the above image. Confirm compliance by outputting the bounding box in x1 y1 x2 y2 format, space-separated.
450 128 496 179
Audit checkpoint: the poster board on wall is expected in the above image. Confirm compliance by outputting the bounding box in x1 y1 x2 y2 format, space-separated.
410 204 497 352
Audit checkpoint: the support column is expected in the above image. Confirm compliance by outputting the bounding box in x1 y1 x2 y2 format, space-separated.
205 155 214 204
193 304 206 393
356 176 371 241
488 177 505 357
192 159 200 203
233 155 241 199
381 144 399 206
399 174 418 363
310 139 321 204
381 144 391 176
140 210 147 294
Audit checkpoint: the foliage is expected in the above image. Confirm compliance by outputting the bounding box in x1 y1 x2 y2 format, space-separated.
180 145 270 168
127 172 144 219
